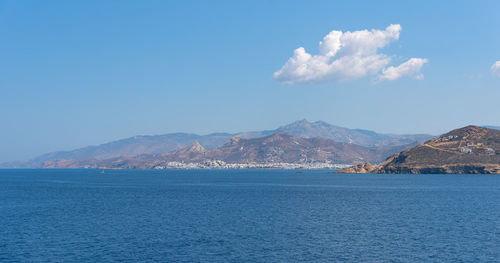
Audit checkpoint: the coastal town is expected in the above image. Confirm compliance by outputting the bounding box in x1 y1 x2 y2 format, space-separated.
152 160 351 170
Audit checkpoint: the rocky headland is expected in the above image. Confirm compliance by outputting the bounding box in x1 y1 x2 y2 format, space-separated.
337 126 500 174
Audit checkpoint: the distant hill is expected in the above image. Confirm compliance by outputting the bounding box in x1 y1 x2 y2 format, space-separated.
2 133 233 168
2 119 432 168
484 125 500 130
272 119 432 146
338 126 500 174
40 132 416 169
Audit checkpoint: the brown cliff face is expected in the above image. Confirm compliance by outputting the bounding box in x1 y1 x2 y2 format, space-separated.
337 126 500 174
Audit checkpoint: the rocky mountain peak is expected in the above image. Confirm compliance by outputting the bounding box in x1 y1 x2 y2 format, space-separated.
187 141 205 152
229 136 241 145
279 119 312 129
294 118 310 125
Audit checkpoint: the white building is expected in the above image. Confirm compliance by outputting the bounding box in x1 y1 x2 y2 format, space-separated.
460 147 472 154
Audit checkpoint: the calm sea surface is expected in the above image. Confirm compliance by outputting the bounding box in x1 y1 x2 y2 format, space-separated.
1 169 500 262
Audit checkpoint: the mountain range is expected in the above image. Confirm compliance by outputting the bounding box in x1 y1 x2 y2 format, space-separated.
2 120 433 168
40 132 416 169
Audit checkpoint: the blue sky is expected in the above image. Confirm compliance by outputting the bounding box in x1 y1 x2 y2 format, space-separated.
1 0 499 162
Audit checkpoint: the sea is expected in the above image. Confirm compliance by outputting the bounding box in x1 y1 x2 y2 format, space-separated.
1 169 500 262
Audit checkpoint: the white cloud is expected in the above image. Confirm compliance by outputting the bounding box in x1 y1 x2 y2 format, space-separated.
377 58 429 81
274 24 427 84
491 61 500 77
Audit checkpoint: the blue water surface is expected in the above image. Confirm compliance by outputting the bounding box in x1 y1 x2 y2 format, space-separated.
1 169 500 262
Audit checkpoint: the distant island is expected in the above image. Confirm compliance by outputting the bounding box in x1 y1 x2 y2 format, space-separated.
338 126 500 174
36 132 413 169
1 120 430 169
2 121 499 173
